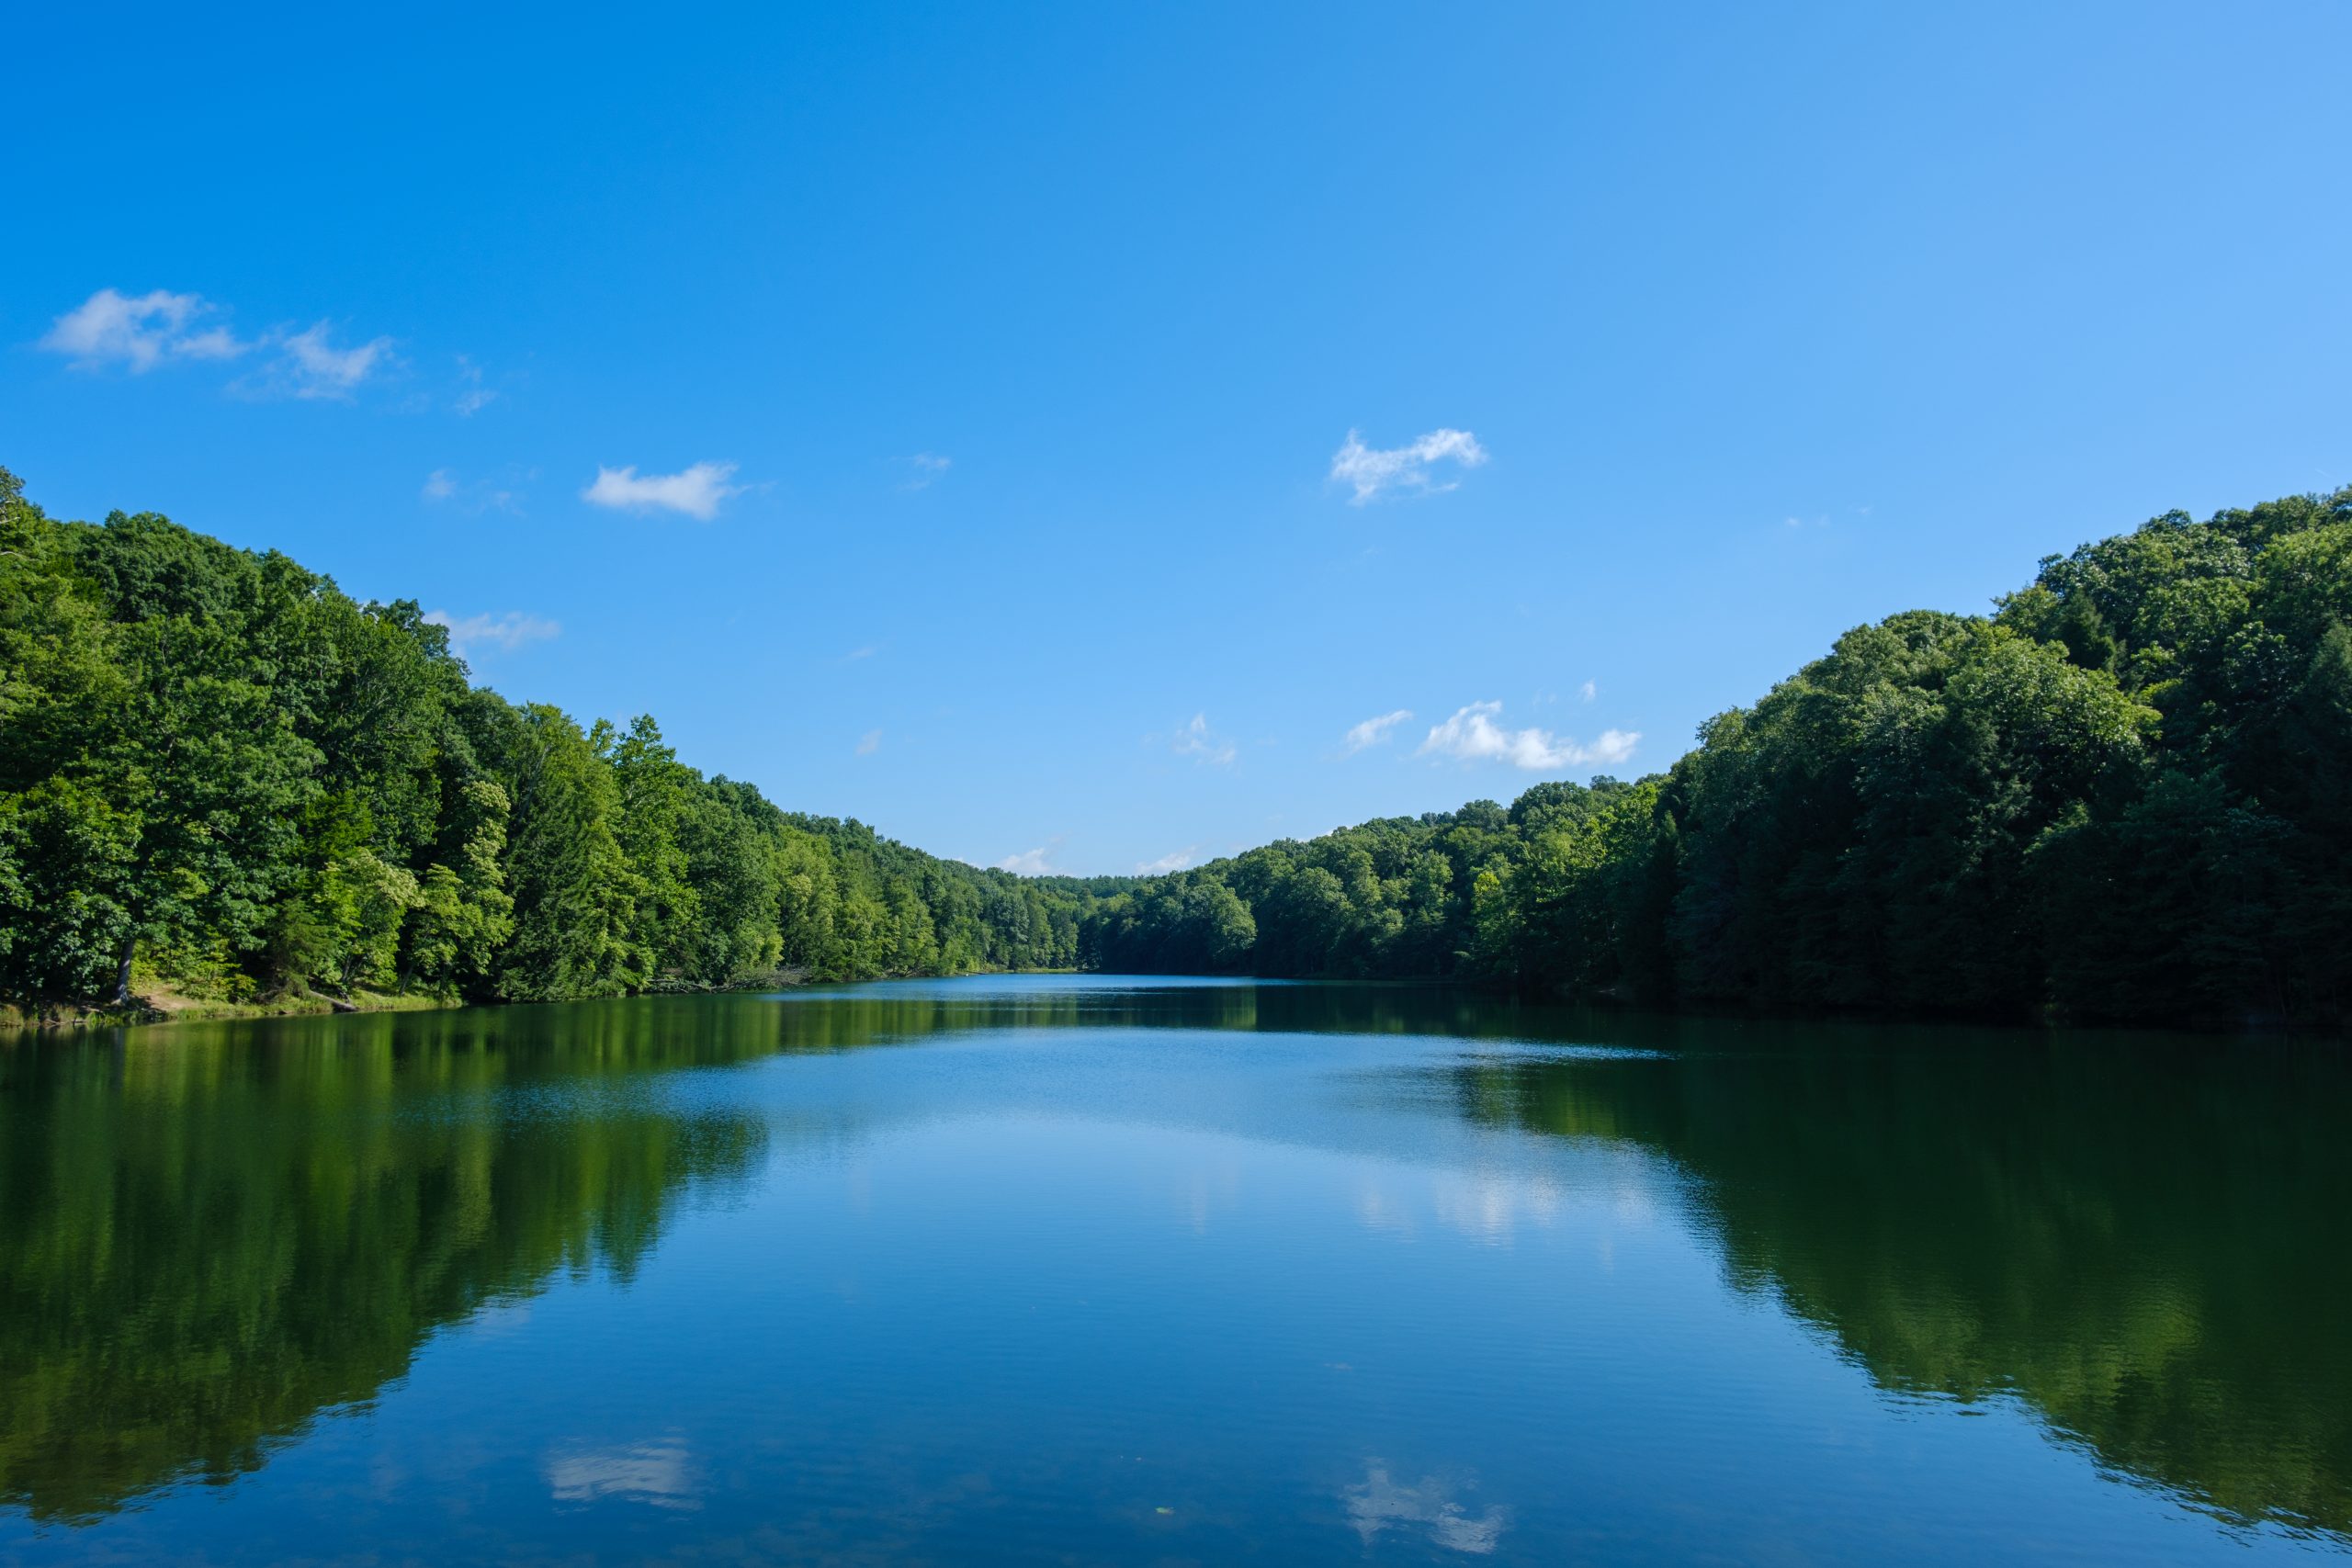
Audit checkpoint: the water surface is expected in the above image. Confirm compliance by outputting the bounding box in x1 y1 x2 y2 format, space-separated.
2 976 2345 1563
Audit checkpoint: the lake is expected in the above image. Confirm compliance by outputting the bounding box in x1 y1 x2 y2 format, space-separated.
1 975 2346 1564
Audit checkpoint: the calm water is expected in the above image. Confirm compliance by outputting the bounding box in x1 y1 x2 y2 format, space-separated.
2 976 2346 1565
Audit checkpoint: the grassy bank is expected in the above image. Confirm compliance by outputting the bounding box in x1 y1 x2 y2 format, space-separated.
1 987 460 1032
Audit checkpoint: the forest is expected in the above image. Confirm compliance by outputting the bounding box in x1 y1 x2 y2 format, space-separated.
1086 487 2352 1029
0 467 1101 1015
5 466 2349 1029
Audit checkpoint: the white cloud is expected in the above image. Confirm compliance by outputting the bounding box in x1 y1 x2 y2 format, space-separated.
261 321 393 399
1342 708 1414 754
1172 713 1237 766
997 846 1057 875
453 355 497 415
42 290 400 402
424 609 560 653
899 452 952 491
855 728 883 756
1329 427 1487 503
1578 680 1597 703
1418 702 1638 771
40 288 250 371
421 466 525 514
582 462 742 520
1136 846 1197 874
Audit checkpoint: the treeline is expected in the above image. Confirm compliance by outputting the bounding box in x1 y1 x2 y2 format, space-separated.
1084 490 2352 1029
9 468 2349 1029
0 468 1094 1012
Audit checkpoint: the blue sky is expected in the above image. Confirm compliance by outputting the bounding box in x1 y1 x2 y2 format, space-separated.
8 2 2352 875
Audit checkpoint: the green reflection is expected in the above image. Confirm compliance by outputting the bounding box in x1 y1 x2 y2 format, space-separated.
5 987 2345 1546
0 1007 768 1524
1445 1015 2352 1537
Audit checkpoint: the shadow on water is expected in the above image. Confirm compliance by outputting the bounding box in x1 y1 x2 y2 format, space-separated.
1433 1009 2352 1540
3 982 2346 1543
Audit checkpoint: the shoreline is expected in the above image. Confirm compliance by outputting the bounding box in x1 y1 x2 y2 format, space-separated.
0 966 1104 1033
0 988 464 1032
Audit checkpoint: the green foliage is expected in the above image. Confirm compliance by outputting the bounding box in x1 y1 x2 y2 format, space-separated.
6 462 2349 1029
402 780 516 997
0 468 1097 1010
1097 490 2352 1029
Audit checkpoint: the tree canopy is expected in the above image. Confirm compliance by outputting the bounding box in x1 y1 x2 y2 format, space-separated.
0 468 1097 1012
6 468 2348 1030
1086 491 2352 1030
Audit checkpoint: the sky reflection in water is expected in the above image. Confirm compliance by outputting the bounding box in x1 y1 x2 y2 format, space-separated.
0 976 2345 1564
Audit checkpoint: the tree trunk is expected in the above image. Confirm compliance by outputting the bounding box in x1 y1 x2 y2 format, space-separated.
113 932 136 1006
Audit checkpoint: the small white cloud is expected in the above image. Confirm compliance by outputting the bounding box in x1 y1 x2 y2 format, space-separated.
40 288 250 371
424 609 560 653
1342 709 1414 754
899 452 953 491
452 355 498 415
582 462 742 520
260 321 393 399
1136 847 1197 874
1172 713 1237 766
855 728 883 756
421 466 526 515
1578 680 1597 703
1329 427 1487 504
997 846 1057 875
1418 701 1637 771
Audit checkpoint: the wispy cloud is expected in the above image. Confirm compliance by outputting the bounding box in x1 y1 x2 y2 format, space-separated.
1136 846 1197 874
41 288 405 403
582 462 742 520
1329 427 1487 503
1342 709 1414 754
997 845 1058 875
421 466 526 514
424 609 560 653
1418 702 1637 771
258 321 393 400
39 288 249 371
453 355 498 415
1579 680 1597 703
1172 713 1237 766
899 452 952 491
855 728 883 756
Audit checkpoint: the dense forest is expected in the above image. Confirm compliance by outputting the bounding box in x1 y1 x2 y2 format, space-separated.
0 467 1102 1015
5 466 2349 1029
1089 488 2352 1030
